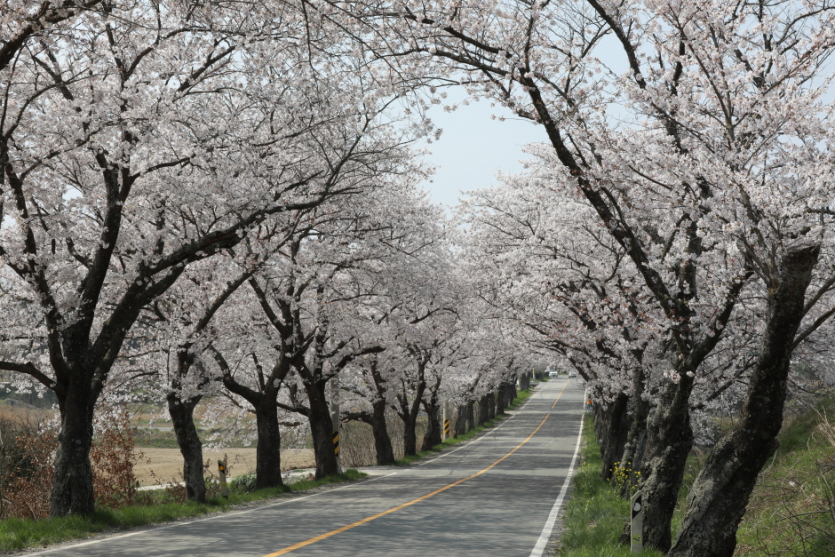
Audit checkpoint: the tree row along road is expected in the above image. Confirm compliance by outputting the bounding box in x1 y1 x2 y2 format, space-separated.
27 380 584 557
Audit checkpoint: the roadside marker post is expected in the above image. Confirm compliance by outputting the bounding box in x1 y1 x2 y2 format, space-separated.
218 458 229 498
442 401 450 440
631 491 643 553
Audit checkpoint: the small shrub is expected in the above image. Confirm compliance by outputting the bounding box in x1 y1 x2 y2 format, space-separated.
0 404 144 517
340 421 377 468
607 461 640 494
91 406 142 508
230 474 257 493
0 420 56 519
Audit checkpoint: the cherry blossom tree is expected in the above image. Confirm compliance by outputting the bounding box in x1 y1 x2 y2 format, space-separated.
201 155 436 479
332 1 835 551
0 0 374 515
459 163 662 480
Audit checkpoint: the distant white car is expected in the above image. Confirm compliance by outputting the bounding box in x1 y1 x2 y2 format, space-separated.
568 371 577 378
548 370 559 377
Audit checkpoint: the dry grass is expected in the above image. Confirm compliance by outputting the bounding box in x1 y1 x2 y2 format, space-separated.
134 448 316 486
0 401 53 425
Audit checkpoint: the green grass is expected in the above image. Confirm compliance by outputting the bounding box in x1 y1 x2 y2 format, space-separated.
0 470 366 552
394 387 535 466
557 392 835 557
554 416 664 557
735 392 835 557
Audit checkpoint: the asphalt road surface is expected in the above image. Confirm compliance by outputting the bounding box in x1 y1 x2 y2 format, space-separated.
26 378 585 557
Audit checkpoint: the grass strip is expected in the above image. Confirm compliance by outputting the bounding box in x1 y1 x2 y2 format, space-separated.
735 393 835 556
552 391 834 556
555 417 664 557
394 387 535 466
0 469 366 553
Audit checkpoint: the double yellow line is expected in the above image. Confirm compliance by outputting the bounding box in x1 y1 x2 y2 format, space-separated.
263 380 571 556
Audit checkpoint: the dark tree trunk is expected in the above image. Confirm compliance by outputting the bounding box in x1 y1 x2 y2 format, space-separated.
366 362 395 464
636 375 696 553
669 243 820 557
596 391 630 482
496 384 508 415
395 365 426 458
371 399 395 465
620 428 648 499
465 400 475 431
254 398 283 489
486 392 496 420
455 404 468 437
620 366 650 498
50 381 96 517
305 381 338 478
402 412 418 456
165 275 251 503
167 392 206 502
477 395 488 426
215 348 291 484
421 401 442 451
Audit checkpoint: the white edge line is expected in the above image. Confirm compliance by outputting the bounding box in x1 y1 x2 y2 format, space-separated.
528 406 585 557
22 472 399 556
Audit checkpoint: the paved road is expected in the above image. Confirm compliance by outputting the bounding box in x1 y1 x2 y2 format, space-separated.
26 379 585 557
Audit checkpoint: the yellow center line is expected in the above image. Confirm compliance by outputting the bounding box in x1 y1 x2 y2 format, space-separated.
552 378 570 408
262 394 561 557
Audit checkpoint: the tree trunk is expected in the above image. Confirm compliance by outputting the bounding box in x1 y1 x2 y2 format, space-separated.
620 366 650 498
621 428 647 499
254 399 283 489
455 404 468 437
596 391 630 482
397 368 426 458
496 385 508 415
371 399 395 465
636 375 696 553
477 395 488 426
465 400 475 431
50 383 96 516
669 243 820 557
487 392 496 420
421 401 442 451
402 412 418 456
167 393 206 502
305 381 339 478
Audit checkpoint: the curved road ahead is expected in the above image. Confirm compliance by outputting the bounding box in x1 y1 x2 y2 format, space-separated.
26 378 585 557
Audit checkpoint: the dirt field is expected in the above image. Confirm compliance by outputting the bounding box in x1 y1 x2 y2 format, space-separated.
0 399 320 486
133 448 316 486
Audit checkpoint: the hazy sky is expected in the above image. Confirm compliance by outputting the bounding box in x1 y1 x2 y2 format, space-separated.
418 89 544 209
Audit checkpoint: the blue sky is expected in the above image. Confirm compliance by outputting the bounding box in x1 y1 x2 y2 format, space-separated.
419 90 544 209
